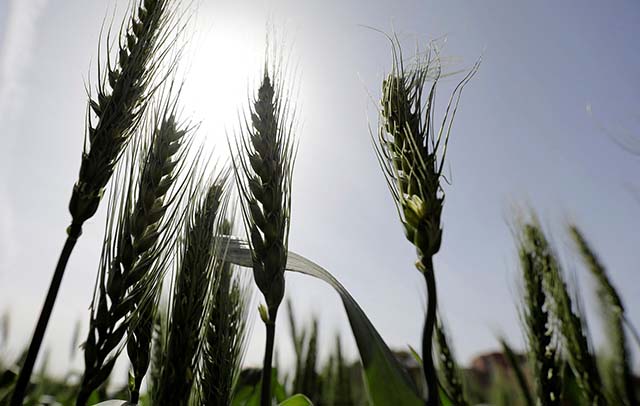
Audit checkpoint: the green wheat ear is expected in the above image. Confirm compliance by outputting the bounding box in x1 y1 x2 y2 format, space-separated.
570 225 637 406
78 91 194 406
196 219 251 406
231 50 297 406
518 223 561 406
71 0 179 228
11 1 182 403
374 36 478 406
434 314 469 406
524 223 606 406
155 174 230 406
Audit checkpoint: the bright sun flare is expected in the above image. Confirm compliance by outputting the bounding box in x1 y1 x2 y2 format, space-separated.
180 18 264 161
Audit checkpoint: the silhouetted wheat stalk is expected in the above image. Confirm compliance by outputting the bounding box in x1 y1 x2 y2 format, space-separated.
375 38 478 406
11 0 178 403
231 57 296 406
195 220 251 406
77 98 192 405
154 178 229 406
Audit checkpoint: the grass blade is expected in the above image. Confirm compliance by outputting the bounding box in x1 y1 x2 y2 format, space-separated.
222 238 424 406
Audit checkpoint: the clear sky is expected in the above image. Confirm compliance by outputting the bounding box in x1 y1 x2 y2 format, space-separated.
1 0 639 380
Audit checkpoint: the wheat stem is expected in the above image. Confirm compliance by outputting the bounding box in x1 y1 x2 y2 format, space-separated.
11 1 176 401
231 49 296 405
375 37 478 406
261 318 277 406
419 256 439 406
10 224 81 405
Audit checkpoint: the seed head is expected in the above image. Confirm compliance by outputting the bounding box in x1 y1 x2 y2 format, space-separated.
79 102 190 404
232 66 296 319
69 0 175 228
376 42 478 261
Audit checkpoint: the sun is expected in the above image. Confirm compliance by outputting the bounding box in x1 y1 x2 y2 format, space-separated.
179 15 265 161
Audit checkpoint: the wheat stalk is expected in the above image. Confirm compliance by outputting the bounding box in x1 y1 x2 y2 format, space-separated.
525 224 606 406
519 224 562 406
11 1 179 403
196 220 251 406
375 37 478 406
154 178 229 406
231 53 296 406
570 225 637 406
434 314 469 406
77 98 192 405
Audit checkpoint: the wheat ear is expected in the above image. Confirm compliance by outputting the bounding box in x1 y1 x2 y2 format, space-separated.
77 96 192 405
526 224 605 406
519 224 562 406
375 37 478 406
231 55 296 406
155 178 230 406
11 1 178 403
196 220 251 406
434 314 469 406
570 225 637 406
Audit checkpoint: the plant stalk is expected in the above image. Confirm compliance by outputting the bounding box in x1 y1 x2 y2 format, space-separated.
261 317 277 406
420 255 439 406
11 223 83 406
130 389 140 405
76 386 91 406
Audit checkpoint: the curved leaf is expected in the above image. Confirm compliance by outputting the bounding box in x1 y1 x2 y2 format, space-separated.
279 394 313 406
222 238 424 405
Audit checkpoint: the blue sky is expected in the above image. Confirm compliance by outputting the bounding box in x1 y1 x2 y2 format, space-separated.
1 0 639 379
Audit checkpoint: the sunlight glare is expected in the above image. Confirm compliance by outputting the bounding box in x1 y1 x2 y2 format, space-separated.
180 17 264 163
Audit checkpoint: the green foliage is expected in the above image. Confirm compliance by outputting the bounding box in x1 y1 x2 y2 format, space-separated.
232 369 288 406
224 239 424 405
278 394 313 406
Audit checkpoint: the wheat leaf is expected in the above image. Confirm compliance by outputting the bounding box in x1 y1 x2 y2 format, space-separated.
221 237 423 406
278 394 313 406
